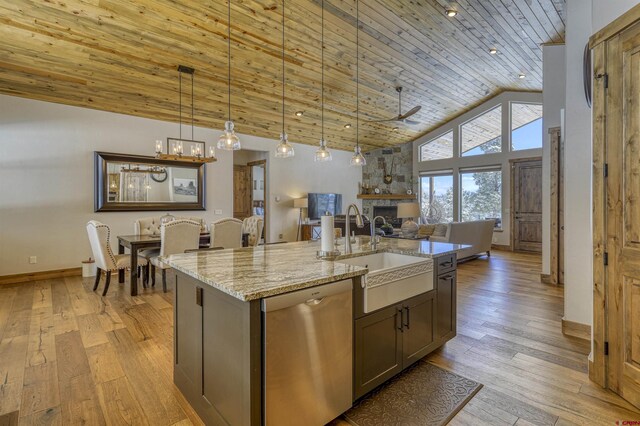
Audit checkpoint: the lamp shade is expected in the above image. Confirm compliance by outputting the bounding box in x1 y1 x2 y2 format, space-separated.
294 198 308 209
397 202 420 218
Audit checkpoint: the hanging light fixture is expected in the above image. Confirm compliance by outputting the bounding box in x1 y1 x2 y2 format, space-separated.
275 0 295 158
218 0 241 151
315 0 332 162
350 0 366 167
155 66 216 163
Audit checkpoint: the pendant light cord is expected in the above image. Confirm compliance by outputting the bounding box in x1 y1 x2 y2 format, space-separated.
228 0 232 122
356 0 359 151
191 72 194 140
179 71 182 140
282 0 285 136
321 0 324 142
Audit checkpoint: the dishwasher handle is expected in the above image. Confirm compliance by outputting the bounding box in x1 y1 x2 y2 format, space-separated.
262 279 352 312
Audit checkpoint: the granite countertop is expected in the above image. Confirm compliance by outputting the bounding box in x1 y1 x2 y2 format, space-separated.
163 236 466 302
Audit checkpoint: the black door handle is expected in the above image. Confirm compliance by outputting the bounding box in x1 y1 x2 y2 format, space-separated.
404 306 410 329
397 308 404 332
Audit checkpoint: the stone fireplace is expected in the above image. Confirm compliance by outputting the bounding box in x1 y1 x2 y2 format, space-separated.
372 205 402 227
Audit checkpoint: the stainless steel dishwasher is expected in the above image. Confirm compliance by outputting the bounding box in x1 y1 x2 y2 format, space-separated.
263 279 353 425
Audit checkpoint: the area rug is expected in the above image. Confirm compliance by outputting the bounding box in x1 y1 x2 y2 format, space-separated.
343 361 482 426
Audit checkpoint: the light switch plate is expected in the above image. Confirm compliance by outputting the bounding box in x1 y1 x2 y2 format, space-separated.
214 209 222 214
29 256 37 264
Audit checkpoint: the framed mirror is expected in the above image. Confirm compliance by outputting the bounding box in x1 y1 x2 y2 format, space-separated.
94 152 205 212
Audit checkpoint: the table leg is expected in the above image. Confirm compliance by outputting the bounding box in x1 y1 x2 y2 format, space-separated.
118 241 125 284
130 245 138 297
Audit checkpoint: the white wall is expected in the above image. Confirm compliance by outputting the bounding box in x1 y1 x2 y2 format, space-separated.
541 44 566 275
0 95 360 275
412 91 543 247
563 0 593 326
592 0 638 33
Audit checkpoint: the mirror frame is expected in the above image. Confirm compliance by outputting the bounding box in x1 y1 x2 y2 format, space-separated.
94 151 206 212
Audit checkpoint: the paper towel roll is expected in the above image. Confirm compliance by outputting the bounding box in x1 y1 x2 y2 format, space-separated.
321 213 335 252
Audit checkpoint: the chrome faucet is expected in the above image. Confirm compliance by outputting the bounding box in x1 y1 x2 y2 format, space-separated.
370 216 387 250
344 204 364 254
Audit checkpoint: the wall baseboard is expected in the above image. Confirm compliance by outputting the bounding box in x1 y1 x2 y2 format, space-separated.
491 244 512 251
0 267 82 285
540 273 553 284
562 319 591 341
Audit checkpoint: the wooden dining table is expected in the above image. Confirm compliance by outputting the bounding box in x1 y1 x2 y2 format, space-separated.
117 233 248 296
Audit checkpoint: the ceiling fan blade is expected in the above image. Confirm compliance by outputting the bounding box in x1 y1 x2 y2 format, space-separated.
366 116 400 123
398 106 421 120
403 119 420 126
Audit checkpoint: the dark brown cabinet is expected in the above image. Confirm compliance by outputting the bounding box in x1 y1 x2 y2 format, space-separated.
354 255 457 400
354 305 403 398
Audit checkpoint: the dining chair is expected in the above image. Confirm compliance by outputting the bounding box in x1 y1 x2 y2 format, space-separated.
86 220 148 296
242 215 264 247
150 219 201 292
134 216 163 286
210 218 243 249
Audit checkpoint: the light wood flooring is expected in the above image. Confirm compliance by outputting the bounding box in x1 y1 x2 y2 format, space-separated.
0 251 638 425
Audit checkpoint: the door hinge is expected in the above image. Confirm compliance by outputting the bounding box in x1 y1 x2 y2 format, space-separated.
604 252 609 266
196 287 203 306
604 341 609 355
604 163 608 178
596 73 609 89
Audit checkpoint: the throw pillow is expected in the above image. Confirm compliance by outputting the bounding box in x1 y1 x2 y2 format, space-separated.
432 223 448 237
418 224 436 237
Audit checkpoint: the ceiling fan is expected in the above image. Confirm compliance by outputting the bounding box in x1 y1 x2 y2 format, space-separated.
367 86 421 125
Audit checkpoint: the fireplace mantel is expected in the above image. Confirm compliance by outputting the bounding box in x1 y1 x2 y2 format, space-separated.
357 194 416 200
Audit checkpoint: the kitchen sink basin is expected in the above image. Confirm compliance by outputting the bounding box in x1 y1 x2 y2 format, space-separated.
335 253 434 313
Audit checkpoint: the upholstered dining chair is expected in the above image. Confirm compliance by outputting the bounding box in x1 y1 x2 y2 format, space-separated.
209 218 243 249
86 220 148 296
242 215 264 247
149 219 201 292
134 216 163 286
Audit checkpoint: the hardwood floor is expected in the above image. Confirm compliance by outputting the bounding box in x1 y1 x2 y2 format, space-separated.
0 251 637 425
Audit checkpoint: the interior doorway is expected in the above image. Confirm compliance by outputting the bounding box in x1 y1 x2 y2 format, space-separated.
510 157 543 253
233 150 268 243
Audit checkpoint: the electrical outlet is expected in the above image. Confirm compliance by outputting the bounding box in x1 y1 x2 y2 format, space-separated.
29 256 37 264
214 209 222 214
278 234 283 239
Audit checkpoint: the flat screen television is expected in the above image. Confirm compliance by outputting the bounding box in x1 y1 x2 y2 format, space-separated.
308 193 342 220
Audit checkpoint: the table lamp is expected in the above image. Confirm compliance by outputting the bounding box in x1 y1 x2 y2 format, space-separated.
397 202 420 238
294 197 308 241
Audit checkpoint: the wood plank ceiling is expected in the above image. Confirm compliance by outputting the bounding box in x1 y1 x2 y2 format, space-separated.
0 0 565 152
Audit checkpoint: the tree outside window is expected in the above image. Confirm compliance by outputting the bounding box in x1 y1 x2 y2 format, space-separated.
460 168 502 228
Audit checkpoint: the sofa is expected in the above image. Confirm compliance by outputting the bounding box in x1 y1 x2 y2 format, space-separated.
428 220 495 261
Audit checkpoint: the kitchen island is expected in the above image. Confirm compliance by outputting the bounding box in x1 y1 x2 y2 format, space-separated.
164 237 464 425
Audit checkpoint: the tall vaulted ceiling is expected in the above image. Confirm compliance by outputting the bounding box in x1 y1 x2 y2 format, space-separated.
0 0 565 151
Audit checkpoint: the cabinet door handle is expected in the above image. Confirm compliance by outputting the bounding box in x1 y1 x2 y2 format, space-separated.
440 261 453 268
196 287 203 306
396 309 404 332
404 306 410 329
440 274 454 281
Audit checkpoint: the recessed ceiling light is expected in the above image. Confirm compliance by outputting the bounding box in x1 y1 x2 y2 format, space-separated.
445 9 457 17
518 73 526 79
392 127 399 132
295 111 304 117
489 47 497 55
344 124 352 129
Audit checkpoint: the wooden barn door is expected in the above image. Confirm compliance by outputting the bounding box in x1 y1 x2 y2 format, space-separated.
233 165 252 220
604 20 640 408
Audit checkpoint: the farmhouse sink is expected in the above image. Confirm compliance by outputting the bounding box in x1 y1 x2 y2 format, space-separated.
335 253 434 313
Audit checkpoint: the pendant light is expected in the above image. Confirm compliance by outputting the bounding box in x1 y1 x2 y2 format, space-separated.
350 0 366 167
314 0 332 162
275 0 295 158
218 0 241 151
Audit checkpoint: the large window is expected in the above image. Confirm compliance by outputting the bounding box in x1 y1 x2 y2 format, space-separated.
419 172 454 224
419 131 453 161
460 106 502 157
460 168 502 228
511 103 543 151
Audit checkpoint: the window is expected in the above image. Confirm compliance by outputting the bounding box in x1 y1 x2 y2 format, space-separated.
460 106 502 157
420 172 454 224
460 167 502 228
511 103 543 151
419 131 453 161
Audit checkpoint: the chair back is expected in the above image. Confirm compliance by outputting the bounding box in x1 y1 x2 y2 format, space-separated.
160 220 202 257
179 216 208 233
86 220 117 271
242 216 264 247
134 216 163 236
210 218 243 249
